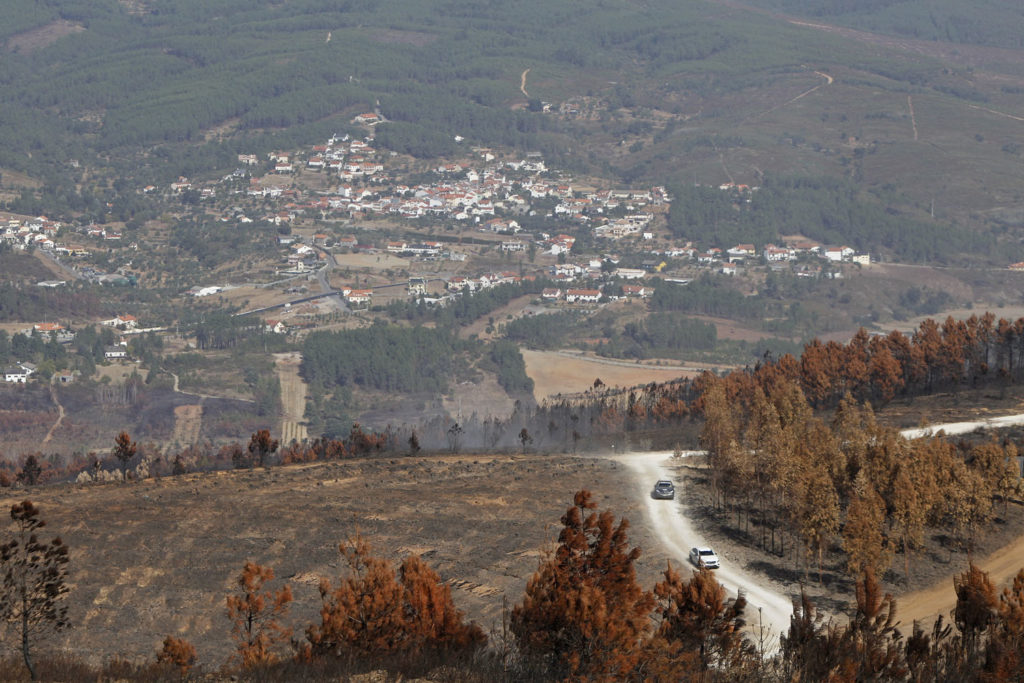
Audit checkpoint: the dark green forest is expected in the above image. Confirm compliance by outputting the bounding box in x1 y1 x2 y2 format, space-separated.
4 0 1021 186
301 324 466 394
747 0 1024 48
667 177 997 263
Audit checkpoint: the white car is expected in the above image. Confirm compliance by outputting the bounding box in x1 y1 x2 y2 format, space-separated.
689 546 720 569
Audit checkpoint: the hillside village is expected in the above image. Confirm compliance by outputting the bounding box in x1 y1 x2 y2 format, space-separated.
0 122 885 384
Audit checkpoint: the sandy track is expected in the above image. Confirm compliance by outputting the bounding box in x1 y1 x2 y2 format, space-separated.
42 379 65 445
613 413 1024 642
895 416 1024 629
908 95 919 140
617 451 793 645
275 352 308 444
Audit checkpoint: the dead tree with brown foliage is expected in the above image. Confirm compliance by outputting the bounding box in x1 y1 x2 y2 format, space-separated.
511 490 654 680
247 429 279 468
398 554 485 656
953 562 998 669
0 501 70 681
779 590 843 682
836 569 907 680
112 431 137 482
649 564 753 675
225 561 293 669
156 635 197 675
304 534 483 662
984 568 1024 680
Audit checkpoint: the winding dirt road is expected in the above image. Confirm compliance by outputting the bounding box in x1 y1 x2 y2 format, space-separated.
617 413 1024 643
618 451 793 646
41 378 65 445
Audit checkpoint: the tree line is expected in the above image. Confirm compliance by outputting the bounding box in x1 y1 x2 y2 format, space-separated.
701 380 1021 584
520 312 1024 442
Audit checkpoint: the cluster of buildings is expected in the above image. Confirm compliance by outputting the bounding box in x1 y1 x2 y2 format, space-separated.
1 216 64 252
223 136 671 240
2 315 141 384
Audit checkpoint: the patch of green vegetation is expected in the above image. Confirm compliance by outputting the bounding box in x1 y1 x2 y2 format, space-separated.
747 0 1024 49
667 176 1003 264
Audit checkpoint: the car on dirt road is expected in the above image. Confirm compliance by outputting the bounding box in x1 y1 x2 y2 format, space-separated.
689 546 720 569
652 480 675 499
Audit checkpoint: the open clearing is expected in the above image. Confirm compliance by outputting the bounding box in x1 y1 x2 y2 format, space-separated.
274 352 308 444
13 453 668 668
522 349 698 401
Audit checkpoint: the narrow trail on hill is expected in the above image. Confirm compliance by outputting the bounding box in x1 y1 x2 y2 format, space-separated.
41 378 65 445
908 95 919 140
170 403 203 451
747 68 833 123
520 68 530 97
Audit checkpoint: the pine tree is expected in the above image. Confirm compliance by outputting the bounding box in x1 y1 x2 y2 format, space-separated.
837 569 907 679
225 561 292 669
156 635 197 675
247 429 279 468
304 535 484 660
398 554 485 655
0 501 70 681
112 431 137 482
953 563 998 666
511 490 654 679
651 564 753 673
305 534 406 659
842 481 891 579
985 568 1024 679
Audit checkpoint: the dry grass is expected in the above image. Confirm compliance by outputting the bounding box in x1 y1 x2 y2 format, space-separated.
522 349 698 402
3 453 659 669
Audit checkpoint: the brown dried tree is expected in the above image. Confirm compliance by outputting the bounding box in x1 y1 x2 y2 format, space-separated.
225 561 293 669
247 429 279 468
651 564 753 674
305 534 483 661
985 568 1024 680
836 569 907 680
112 431 137 481
156 635 197 675
842 481 891 579
953 563 998 667
511 489 654 680
398 554 485 655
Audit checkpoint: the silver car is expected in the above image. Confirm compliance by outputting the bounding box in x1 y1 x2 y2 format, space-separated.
652 480 675 500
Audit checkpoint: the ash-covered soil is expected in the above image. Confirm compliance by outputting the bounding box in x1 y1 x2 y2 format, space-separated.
0 453 670 669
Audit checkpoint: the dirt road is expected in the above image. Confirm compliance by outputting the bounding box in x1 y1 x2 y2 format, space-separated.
617 413 1024 640
42 379 65 445
895 416 1024 629
275 352 308 444
618 451 793 647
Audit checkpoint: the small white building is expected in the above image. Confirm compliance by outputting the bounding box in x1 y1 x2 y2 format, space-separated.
3 366 30 383
104 346 128 360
